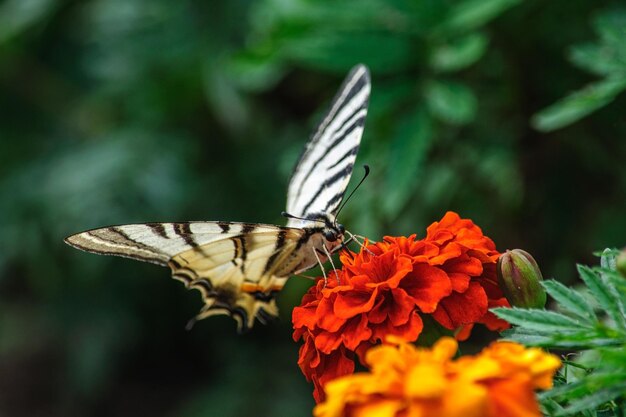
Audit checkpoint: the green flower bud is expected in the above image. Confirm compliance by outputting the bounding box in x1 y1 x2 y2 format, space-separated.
617 248 626 279
497 249 547 309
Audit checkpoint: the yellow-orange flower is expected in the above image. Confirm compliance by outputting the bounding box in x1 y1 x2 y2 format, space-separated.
314 337 561 417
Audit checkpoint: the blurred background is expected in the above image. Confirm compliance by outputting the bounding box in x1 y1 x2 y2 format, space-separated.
1 0 625 416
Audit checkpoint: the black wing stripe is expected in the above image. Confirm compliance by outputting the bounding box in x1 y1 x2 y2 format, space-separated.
327 144 360 171
263 229 287 274
301 163 354 216
323 191 345 213
294 110 366 195
147 223 168 239
109 227 161 253
71 236 163 265
306 67 369 149
174 222 199 248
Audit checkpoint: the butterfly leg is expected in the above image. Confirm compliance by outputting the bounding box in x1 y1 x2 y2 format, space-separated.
345 230 376 255
312 246 328 285
321 244 341 284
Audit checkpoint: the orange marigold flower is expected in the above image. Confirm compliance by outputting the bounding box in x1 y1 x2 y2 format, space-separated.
292 211 511 402
314 337 561 417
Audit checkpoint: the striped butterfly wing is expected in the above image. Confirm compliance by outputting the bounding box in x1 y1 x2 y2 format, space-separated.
65 64 372 330
65 222 313 331
286 64 371 225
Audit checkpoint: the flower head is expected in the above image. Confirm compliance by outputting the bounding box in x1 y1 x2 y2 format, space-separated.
293 212 511 401
314 337 561 417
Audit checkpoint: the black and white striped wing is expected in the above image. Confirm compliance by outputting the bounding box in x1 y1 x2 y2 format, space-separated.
286 64 370 223
65 222 314 330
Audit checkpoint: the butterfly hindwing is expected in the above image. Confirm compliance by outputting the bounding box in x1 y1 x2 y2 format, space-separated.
65 222 314 331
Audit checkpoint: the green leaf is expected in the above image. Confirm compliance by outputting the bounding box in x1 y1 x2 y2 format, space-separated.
424 80 477 125
382 108 433 217
568 43 626 77
437 0 521 33
501 328 622 349
429 33 489 73
492 307 591 333
577 265 626 332
531 76 626 132
558 382 626 415
606 272 626 312
600 248 617 271
542 280 597 322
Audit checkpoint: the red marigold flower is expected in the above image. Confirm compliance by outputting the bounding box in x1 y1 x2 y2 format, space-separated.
292 211 511 402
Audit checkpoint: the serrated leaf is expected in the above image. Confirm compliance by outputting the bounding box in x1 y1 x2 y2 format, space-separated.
424 80 477 125
540 379 590 400
542 280 597 322
531 76 626 132
577 265 626 332
600 248 617 271
540 398 566 416
501 328 621 349
557 382 626 415
499 329 559 347
429 33 488 73
492 307 591 333
382 108 433 217
606 272 626 315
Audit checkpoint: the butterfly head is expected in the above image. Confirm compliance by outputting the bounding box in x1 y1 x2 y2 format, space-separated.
323 221 345 243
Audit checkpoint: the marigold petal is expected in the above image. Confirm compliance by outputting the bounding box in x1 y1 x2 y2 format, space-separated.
334 287 379 319
293 304 319 330
317 297 348 331
485 376 541 417
315 329 344 354
444 255 484 277
405 363 447 398
389 289 416 326
432 281 488 329
441 380 489 417
479 297 511 332
341 314 373 351
372 310 424 343
428 242 464 265
448 272 471 293
402 264 452 313
357 251 413 288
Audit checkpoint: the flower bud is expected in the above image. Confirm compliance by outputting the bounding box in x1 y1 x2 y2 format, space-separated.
497 249 547 309
617 248 626 279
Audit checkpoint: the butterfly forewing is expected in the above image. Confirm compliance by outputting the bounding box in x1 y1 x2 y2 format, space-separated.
286 64 370 222
65 64 372 330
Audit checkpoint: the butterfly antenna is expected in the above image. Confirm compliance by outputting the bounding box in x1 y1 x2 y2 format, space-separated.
334 165 370 224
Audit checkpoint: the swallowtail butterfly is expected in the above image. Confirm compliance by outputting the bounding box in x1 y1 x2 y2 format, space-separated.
65 64 371 331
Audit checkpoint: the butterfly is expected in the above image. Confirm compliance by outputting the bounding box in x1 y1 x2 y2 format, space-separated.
65 64 371 331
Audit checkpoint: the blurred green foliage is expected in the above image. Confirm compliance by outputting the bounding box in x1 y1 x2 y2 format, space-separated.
532 8 626 132
0 1 625 416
